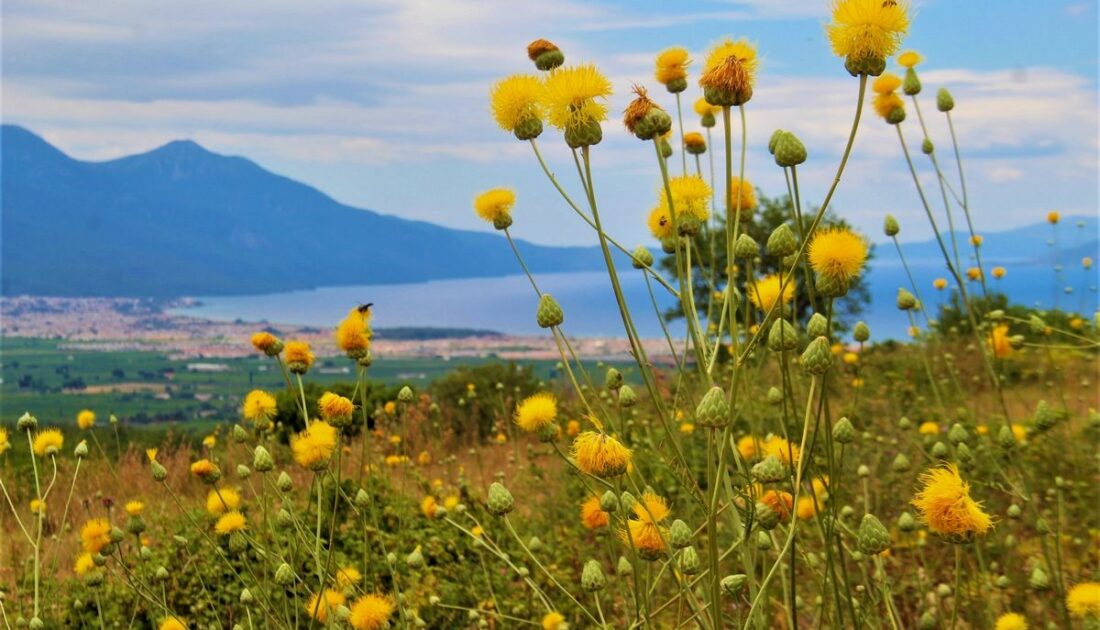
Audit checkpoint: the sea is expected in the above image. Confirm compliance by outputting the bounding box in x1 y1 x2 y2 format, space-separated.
176 257 1098 342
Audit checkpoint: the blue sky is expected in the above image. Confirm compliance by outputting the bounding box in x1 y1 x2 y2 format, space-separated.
3 0 1097 248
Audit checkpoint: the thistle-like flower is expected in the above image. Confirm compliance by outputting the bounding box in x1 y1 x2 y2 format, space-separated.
490 74 545 140
827 0 910 75
473 188 516 230
514 392 557 433
911 464 993 541
542 64 612 147
572 431 631 478
655 46 691 92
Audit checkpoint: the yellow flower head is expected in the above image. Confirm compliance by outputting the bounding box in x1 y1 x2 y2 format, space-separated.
873 91 905 119
897 50 922 68
809 227 868 283
991 324 1013 359
349 594 394 630
760 489 794 523
206 487 241 516
580 495 610 530
1067 582 1100 618
336 566 362 589
619 491 670 559
843 351 859 365
918 421 940 436
680 422 695 434
660 175 712 223
319 392 355 423
933 278 948 290
202 435 216 449
827 0 910 62
542 63 612 132
250 331 280 354
1047 210 1060 224
566 419 580 436
81 518 112 553
1083 256 1093 269
74 552 95 576
514 392 557 432
291 421 338 470
761 435 800 466
970 234 984 246
0 427 9 455
305 590 346 624
77 409 96 430
124 500 144 516
727 176 757 218
284 340 314 372
420 495 438 518
736 435 758 460
158 617 188 630
145 448 158 462
748 275 795 312
473 188 516 225
214 510 247 535
683 132 706 152
796 495 820 520
335 307 372 354
994 612 1028 630
655 46 691 85
242 390 277 424
32 429 63 457
911 464 993 539
872 73 902 95
572 431 631 478
490 74 545 132
693 97 721 118
647 206 674 240
966 267 982 281
703 38 758 84
190 458 220 482
542 611 567 630
991 266 1005 279
30 499 46 515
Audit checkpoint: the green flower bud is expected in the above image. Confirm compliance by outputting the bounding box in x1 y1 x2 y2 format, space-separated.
936 88 954 112
276 471 293 492
1034 400 1056 431
806 313 828 338
921 138 933 154
898 416 912 430
151 461 168 481
884 214 900 237
857 465 870 477
659 136 673 159
126 515 146 535
237 464 251 479
617 556 633 576
618 384 637 407
766 387 783 406
679 546 701 574
896 288 917 310
733 234 759 260
253 446 274 472
892 453 911 472
669 519 692 548
582 559 605 592
752 455 786 483
564 119 602 149
774 131 807 167
537 422 559 443
600 491 619 514
536 294 565 328
695 386 729 428
398 386 415 403
74 440 89 458
487 482 515 516
756 530 773 551
936 583 953 598
231 424 249 443
931 441 949 459
620 491 637 514
701 112 716 128
513 116 543 141
755 502 780 530
155 566 170 582
604 368 623 391
903 68 922 95
721 574 749 597
240 588 254 605
407 546 425 569
853 321 870 343
1006 504 1022 519
631 245 654 269
275 508 293 528
947 423 968 445
844 54 886 77
897 511 916 533
767 319 799 352
766 223 798 257
17 412 38 432
956 442 972 464
768 129 785 155
833 417 855 444
1028 566 1050 591
1028 314 1046 334
801 336 833 375
857 514 891 555
886 106 906 125
918 611 937 630
634 108 672 140
228 532 247 553
275 563 295 586
994 575 1011 589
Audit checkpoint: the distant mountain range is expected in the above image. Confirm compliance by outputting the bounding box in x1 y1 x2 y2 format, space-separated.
1 124 1095 299
1 124 606 297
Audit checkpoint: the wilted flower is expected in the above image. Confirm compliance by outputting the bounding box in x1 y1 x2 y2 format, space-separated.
572 431 631 478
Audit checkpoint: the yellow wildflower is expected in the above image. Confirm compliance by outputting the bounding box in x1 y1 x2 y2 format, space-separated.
542 63 612 132
74 552 95 576
809 227 868 283
0 427 9 455
703 38 758 84
291 421 338 470
206 488 241 516
760 490 794 523
490 74 544 133
933 278 948 290
336 567 363 589
991 325 1013 359
335 307 372 354
827 0 910 62
654 46 690 85
991 266 1005 279
542 612 567 630
242 390 277 424
659 175 712 223
81 518 112 554
32 429 63 456
1047 210 1060 224
473 188 516 226
124 500 144 516
1067 582 1100 618
284 340 315 373
572 431 631 478
214 511 247 535
305 590 346 624
911 464 993 539
619 491 670 559
994 613 1027 630
514 392 557 432
77 409 96 430
748 275 795 312
349 594 394 630
158 617 188 630
250 331 280 354
319 392 355 423
580 495 610 530
897 50 922 68
421 495 439 518
647 206 674 240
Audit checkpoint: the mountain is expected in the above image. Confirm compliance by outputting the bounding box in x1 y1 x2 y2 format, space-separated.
881 216 1099 266
1 125 607 297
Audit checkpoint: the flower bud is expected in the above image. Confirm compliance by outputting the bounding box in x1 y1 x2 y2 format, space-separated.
853 321 870 343
891 453 911 472
74 440 89 458
695 386 729 428
844 55 886 77
253 446 274 472
599 491 619 514
947 423 968 445
806 313 828 338
902 68 921 95
767 319 799 352
857 514 891 555
631 245 654 269
17 413 38 432
801 337 833 375
733 234 759 260
240 588 254 605
679 546 701 574
564 120 603 149
752 455 786 483
669 519 692 549
832 417 855 444
276 471 293 492
755 502 780 530
276 508 293 528
768 129 785 155
766 387 783 406
487 482 515 516
1033 400 1056 431
773 131 807 167
618 384 637 407
766 224 798 258
896 288 917 310
936 88 954 112
1028 566 1050 591
407 546 425 569
721 574 748 597
897 511 916 532
155 566 170 582
918 611 937 630
581 559 606 592
857 465 870 478
151 461 168 482
536 294 565 328
275 563 295 586
931 441 949 459
884 215 900 237
1006 504 1022 519
617 556 633 576
921 138 933 155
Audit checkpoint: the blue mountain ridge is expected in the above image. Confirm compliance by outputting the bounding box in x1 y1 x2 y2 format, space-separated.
0 124 609 297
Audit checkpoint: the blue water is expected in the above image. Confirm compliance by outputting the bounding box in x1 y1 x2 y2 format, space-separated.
178 258 1097 341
